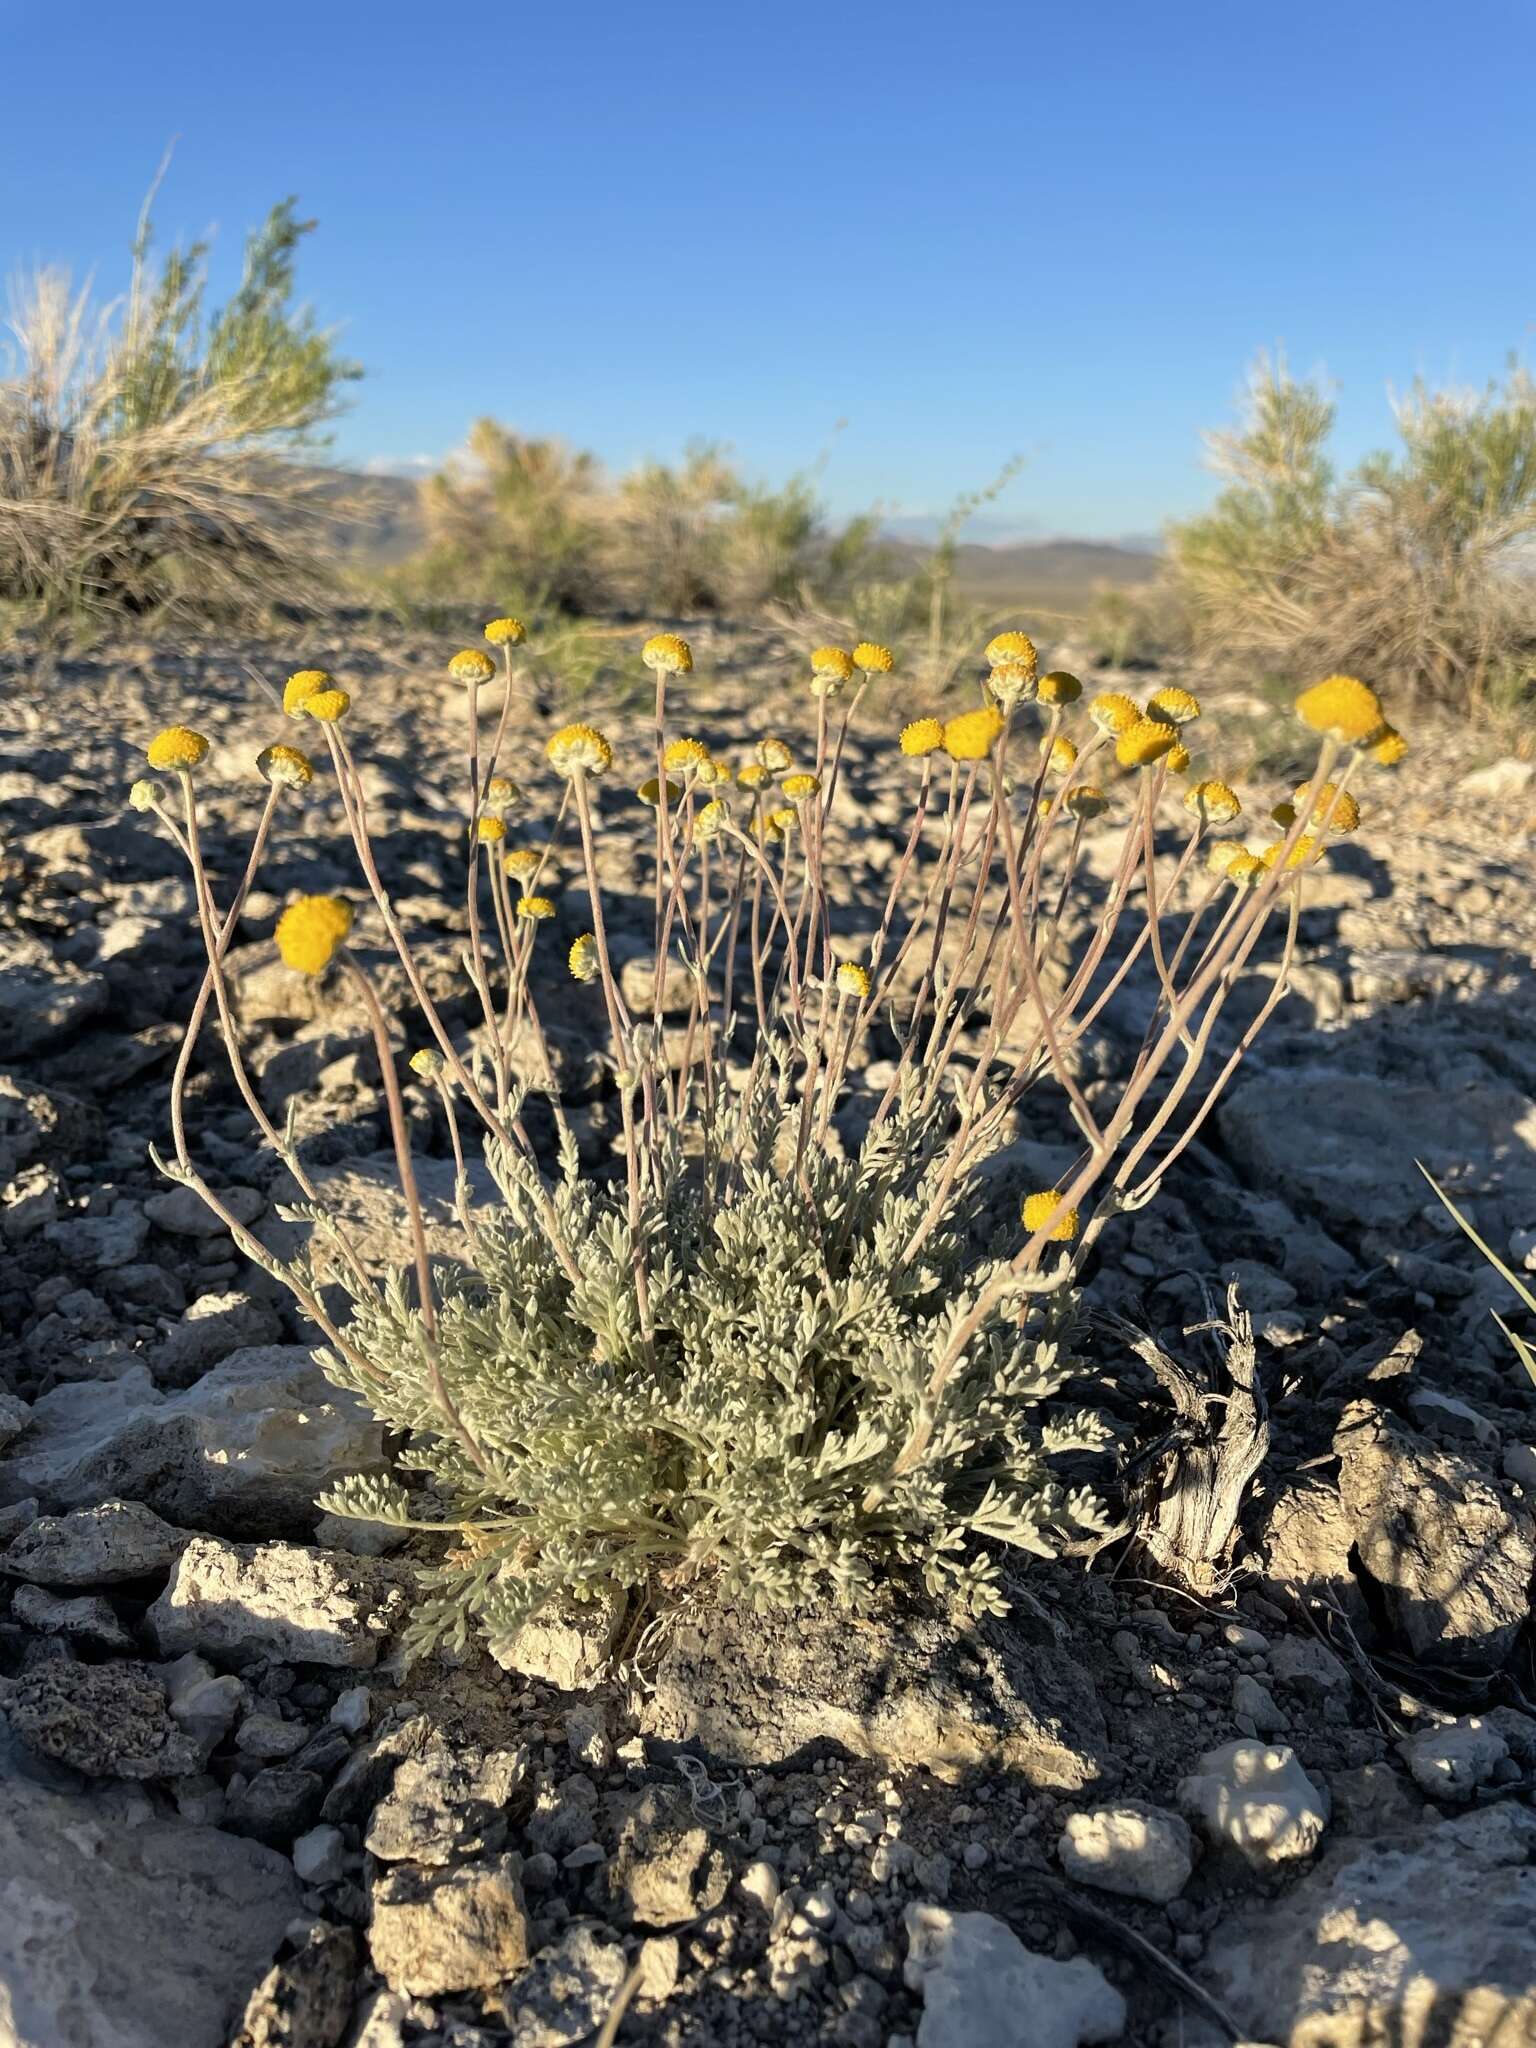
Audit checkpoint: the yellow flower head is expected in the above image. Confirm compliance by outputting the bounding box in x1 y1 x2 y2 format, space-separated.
835 960 871 999
449 648 497 687
301 688 351 724
943 704 1005 761
852 640 895 675
409 1047 445 1079
275 894 353 975
986 660 1036 709
127 777 162 812
1294 780 1360 832
1037 670 1083 706
1115 716 1178 769
1370 724 1408 767
763 805 798 840
1206 840 1245 876
636 775 684 807
547 723 613 777
1262 834 1322 872
1064 786 1108 819
146 726 210 771
900 717 945 758
1224 849 1265 887
662 737 711 775
517 894 557 921
1041 735 1078 775
811 645 855 682
1165 741 1191 774
504 847 541 879
1184 779 1241 826
1088 691 1140 736
1295 673 1383 743
642 633 693 675
256 742 315 790
737 761 772 790
283 669 331 718
475 814 507 843
985 630 1038 671
756 737 794 773
568 933 599 982
1146 686 1201 726
485 775 522 810
695 797 731 839
695 755 734 788
483 617 526 646
1021 1190 1079 1242
781 771 821 801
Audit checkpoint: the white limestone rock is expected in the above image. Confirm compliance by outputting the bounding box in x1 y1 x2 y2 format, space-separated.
1057 1803 1194 1903
903 1905 1125 2048
1178 1740 1328 1869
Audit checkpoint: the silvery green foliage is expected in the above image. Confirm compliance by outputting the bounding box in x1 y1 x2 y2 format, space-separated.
318 1062 1111 1663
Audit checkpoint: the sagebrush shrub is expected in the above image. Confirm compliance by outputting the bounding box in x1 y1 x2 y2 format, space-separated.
137 623 1404 1661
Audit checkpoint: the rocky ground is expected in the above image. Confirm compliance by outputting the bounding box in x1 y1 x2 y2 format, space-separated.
2 617 1535 2048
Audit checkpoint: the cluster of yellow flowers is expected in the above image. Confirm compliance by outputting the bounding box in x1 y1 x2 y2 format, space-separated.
283 668 351 723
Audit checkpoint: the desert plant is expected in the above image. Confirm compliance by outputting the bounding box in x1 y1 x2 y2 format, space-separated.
1170 351 1536 706
133 630 1405 1660
599 442 736 612
1114 1284 1268 1593
0 193 358 637
413 421 607 615
410 425 878 620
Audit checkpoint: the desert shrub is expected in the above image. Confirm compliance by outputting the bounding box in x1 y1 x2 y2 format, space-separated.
0 196 358 638
600 443 738 611
1170 352 1536 707
410 426 877 619
412 421 608 615
135 630 1406 1659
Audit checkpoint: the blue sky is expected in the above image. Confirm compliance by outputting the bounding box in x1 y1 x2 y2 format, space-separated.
4 0 1533 540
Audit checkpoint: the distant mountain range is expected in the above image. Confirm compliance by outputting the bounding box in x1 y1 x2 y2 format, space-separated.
331 470 1164 605
879 536 1161 609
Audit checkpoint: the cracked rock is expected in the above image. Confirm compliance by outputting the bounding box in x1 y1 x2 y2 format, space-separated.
229 1923 358 2048
365 1740 528 1864
642 1591 1109 1787
149 1536 406 1669
1335 1401 1536 1669
604 1785 732 1928
368 1853 530 1997
488 1584 627 1690
493 1920 628 2046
